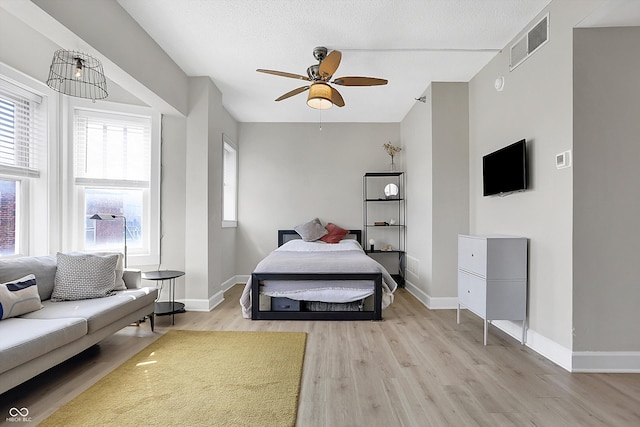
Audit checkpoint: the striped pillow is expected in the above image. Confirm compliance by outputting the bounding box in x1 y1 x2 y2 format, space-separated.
0 274 43 320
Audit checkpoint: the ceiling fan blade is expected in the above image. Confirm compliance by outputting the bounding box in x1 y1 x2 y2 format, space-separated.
257 69 311 81
330 86 345 107
332 76 388 86
275 86 310 101
319 50 342 79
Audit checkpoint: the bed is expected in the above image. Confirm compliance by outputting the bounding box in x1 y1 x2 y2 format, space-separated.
240 230 397 320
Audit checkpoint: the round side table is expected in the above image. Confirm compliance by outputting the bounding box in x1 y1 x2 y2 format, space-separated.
142 270 185 325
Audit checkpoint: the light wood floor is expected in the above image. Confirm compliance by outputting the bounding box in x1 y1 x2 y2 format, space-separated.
2 285 639 426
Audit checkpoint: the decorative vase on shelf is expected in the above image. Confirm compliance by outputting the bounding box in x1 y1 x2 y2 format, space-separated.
389 156 396 171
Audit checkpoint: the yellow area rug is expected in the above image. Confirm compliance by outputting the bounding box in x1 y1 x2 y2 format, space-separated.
40 330 307 427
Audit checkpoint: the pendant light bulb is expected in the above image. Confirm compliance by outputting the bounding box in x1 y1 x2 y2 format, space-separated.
74 58 83 79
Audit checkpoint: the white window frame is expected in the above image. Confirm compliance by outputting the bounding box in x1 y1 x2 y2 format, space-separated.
0 62 55 257
65 99 160 266
222 134 237 228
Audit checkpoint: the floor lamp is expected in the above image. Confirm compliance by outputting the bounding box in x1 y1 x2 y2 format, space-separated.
90 213 127 268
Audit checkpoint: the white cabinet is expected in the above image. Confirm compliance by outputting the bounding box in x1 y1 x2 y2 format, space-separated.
457 234 528 345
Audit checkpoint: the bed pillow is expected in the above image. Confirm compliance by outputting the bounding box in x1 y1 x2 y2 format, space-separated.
0 274 43 320
51 253 119 302
320 223 350 244
294 218 328 242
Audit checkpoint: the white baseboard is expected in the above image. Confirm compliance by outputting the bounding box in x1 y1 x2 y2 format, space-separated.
404 280 457 309
490 320 572 371
223 275 246 292
235 275 250 288
184 275 246 312
183 289 224 312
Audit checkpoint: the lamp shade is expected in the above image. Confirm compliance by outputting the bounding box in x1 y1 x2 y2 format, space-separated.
46 49 108 101
90 213 119 220
307 83 333 110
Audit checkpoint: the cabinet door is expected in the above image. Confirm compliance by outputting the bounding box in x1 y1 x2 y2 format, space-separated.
458 236 487 277
485 280 527 320
458 270 486 317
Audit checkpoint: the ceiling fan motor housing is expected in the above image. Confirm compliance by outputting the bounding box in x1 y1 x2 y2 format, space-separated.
312 46 328 62
307 64 320 80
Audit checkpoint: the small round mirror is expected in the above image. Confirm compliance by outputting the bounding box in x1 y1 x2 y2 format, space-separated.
384 183 399 198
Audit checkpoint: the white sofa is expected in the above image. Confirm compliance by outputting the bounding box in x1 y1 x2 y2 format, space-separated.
0 255 158 395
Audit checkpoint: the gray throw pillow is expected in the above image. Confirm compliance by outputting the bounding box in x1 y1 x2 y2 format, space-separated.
91 252 126 290
294 218 328 242
51 253 119 301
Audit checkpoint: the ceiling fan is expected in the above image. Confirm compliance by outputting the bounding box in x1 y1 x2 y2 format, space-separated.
257 46 388 110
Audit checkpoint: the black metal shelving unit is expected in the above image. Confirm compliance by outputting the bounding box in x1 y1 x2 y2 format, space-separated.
363 172 406 286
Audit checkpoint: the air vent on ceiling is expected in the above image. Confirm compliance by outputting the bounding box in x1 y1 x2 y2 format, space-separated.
510 13 549 71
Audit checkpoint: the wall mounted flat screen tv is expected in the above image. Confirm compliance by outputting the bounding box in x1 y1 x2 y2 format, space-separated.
483 139 528 196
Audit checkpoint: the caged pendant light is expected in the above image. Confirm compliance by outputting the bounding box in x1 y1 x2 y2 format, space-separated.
46 49 108 101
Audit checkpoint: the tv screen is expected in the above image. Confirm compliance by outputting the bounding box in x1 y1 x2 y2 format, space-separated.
482 139 528 196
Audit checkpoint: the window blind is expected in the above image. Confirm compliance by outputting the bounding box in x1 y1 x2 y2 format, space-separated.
74 109 151 187
0 78 44 178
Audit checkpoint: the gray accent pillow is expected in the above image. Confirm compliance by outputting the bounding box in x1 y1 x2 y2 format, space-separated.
51 253 119 301
91 252 126 290
294 218 328 242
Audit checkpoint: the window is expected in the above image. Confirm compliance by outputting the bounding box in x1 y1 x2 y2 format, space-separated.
0 77 45 256
72 105 159 264
0 179 19 255
222 135 237 227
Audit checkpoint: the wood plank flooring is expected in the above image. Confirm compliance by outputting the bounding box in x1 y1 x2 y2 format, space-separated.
1 285 639 426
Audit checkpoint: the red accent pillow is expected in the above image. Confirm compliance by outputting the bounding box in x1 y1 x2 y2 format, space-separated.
320 223 349 243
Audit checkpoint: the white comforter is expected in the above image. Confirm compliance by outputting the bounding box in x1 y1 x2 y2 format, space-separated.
240 239 398 318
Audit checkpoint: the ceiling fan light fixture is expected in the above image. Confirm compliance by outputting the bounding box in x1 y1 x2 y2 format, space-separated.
307 83 333 110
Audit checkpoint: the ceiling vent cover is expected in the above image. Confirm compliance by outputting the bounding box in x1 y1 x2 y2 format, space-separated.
510 13 549 71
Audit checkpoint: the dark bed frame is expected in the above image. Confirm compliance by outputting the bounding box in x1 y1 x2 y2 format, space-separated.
251 230 383 320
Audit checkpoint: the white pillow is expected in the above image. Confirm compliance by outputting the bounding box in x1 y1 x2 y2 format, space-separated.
0 274 43 320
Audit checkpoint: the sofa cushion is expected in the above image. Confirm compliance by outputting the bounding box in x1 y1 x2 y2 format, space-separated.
51 253 119 301
0 274 43 320
21 288 158 333
0 255 57 301
0 317 87 375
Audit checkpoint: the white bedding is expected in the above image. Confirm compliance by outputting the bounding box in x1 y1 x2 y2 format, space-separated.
240 239 397 318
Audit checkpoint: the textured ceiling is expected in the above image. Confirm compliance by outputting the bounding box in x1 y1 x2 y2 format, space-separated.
117 0 553 123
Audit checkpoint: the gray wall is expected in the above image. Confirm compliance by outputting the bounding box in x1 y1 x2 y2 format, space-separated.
573 26 640 352
236 122 400 274
400 83 469 305
401 87 434 300
468 0 600 350
431 83 469 299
